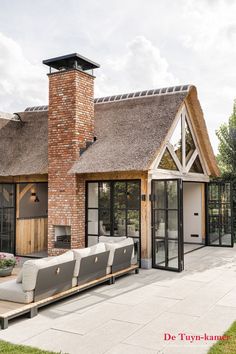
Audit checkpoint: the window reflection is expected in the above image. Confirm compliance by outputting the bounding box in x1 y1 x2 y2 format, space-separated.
189 155 204 174
185 119 196 163
87 181 141 260
169 117 182 163
159 148 178 171
167 181 178 209
88 183 98 208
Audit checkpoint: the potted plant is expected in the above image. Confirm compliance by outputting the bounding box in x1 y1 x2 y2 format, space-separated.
0 253 18 277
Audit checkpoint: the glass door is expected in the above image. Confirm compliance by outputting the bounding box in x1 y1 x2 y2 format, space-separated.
0 184 15 253
207 181 233 247
151 179 183 271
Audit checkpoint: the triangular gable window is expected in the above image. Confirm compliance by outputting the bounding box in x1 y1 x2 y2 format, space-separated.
169 117 182 164
159 148 178 171
157 107 205 174
185 119 196 163
189 155 204 174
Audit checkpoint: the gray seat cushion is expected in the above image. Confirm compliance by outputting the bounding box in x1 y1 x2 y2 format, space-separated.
0 280 33 304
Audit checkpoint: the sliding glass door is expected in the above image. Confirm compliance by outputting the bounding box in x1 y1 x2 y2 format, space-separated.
152 179 183 271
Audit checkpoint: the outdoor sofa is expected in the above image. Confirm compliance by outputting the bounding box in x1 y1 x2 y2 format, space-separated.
0 237 138 329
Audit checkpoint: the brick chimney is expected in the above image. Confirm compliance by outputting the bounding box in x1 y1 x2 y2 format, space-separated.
43 53 100 255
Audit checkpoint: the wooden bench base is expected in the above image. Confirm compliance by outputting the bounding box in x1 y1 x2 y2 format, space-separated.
0 264 139 330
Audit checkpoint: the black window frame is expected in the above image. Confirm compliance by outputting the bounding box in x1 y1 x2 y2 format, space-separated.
86 180 141 262
0 183 16 254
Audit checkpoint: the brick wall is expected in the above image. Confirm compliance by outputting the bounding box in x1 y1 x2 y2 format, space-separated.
47 69 95 255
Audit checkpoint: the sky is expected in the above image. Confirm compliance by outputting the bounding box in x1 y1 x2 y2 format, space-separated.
0 0 235 152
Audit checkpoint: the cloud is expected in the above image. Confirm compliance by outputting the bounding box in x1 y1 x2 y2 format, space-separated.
0 32 47 112
95 36 179 97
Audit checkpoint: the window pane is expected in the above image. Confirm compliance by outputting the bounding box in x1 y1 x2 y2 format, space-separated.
209 184 219 201
209 216 220 245
88 183 98 208
222 183 231 203
132 238 140 264
168 240 178 268
114 182 126 209
159 148 178 171
169 117 182 163
0 208 15 253
0 184 14 208
154 238 165 266
127 182 140 209
114 209 126 236
88 209 98 235
127 210 139 237
153 181 165 209
99 209 111 235
167 181 178 209
167 210 178 239
88 236 98 246
185 118 196 163
99 182 110 209
221 204 231 245
189 155 204 174
154 210 165 237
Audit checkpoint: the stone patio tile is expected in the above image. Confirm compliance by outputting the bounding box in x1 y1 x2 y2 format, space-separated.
216 287 236 307
180 268 224 284
187 304 236 334
93 277 149 297
52 302 130 334
0 310 65 343
161 344 209 354
106 283 163 305
22 328 83 354
167 282 229 317
105 343 157 354
150 279 204 300
140 273 176 286
113 296 178 324
54 292 107 313
124 312 198 351
24 320 140 354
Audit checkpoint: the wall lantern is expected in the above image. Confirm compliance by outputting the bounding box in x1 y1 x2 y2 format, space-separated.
31 192 40 203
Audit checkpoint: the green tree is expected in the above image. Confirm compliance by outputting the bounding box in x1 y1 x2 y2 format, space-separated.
216 99 236 176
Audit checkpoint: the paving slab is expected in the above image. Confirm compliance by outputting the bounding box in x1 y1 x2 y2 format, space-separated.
52 302 129 334
105 342 157 354
24 320 140 354
124 311 198 351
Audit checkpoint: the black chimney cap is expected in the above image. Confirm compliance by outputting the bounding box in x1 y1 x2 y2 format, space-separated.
43 53 100 72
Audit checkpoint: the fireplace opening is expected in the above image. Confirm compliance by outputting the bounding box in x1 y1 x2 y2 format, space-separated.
54 225 71 249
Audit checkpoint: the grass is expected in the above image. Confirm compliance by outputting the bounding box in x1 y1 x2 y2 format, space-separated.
208 321 236 354
0 340 62 354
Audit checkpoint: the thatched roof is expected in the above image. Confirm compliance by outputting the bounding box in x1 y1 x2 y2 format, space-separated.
0 111 47 176
71 91 188 173
0 85 219 177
